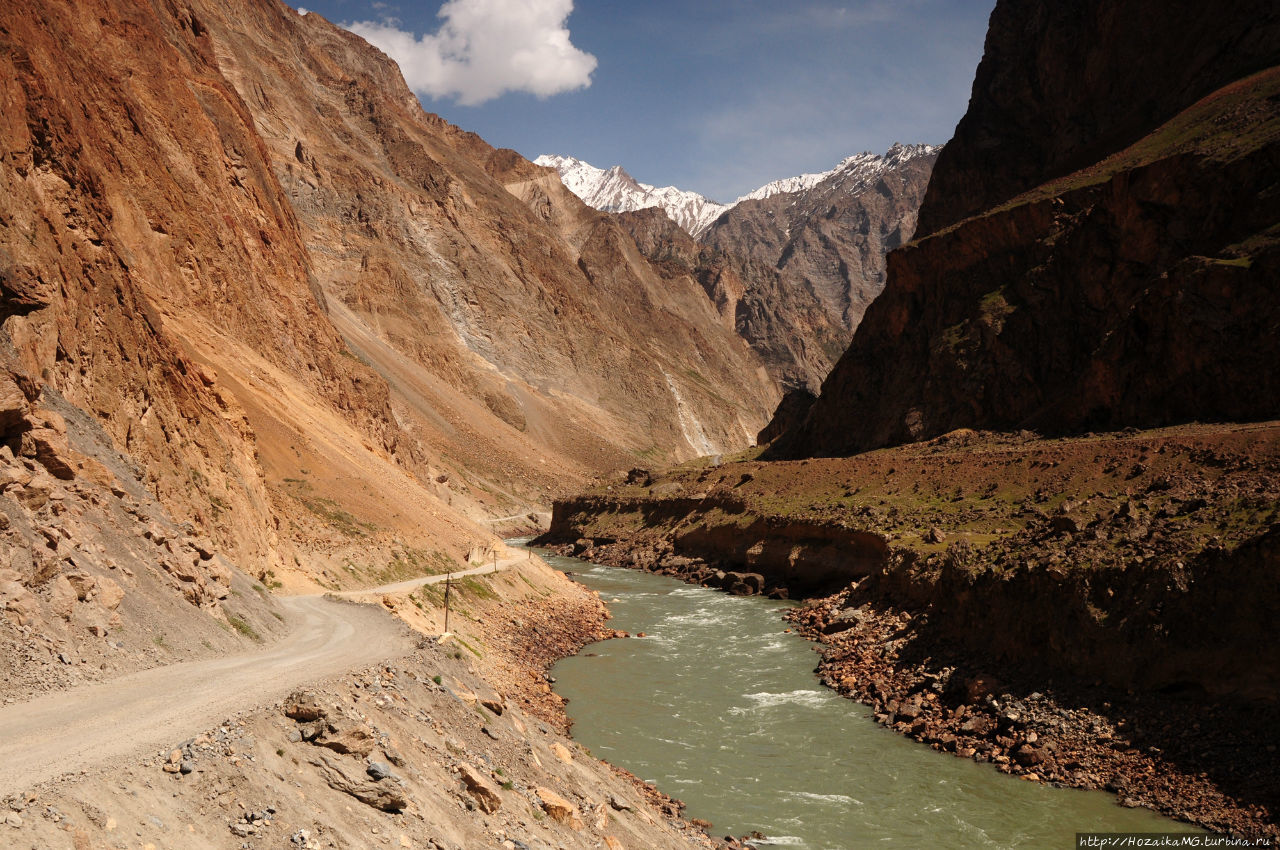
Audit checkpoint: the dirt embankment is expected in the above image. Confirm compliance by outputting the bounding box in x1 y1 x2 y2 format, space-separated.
539 423 1280 839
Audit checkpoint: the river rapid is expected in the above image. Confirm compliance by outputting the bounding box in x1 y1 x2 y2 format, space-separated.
532 546 1198 849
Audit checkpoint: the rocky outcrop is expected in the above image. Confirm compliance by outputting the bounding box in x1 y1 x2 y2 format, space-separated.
917 0 1280 236
774 4 1280 456
756 388 816 446
543 494 888 597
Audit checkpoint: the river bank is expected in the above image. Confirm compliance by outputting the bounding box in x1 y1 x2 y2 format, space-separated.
537 422 1280 840
544 550 1196 848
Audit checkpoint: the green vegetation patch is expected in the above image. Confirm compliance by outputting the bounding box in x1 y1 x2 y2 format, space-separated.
227 614 262 642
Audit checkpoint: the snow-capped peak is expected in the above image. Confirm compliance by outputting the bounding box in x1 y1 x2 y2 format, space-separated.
738 143 940 203
533 155 731 237
534 143 939 238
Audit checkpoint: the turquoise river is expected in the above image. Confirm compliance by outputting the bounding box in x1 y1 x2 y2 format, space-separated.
531 546 1199 849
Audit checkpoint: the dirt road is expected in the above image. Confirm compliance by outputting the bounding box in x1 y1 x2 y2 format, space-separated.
0 595 415 797
331 556 528 597
0 553 545 797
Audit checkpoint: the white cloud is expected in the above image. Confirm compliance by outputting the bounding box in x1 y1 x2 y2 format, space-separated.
347 0 597 106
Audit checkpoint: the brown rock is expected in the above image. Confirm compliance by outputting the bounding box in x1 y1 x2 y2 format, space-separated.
20 411 76 480
0 373 28 435
959 673 1004 703
1013 743 1048 767
96 576 124 611
313 718 376 757
48 574 77 621
537 787 583 830
0 464 32 489
65 572 96 601
456 763 502 814
13 472 53 510
895 695 923 721
0 570 38 627
310 752 407 812
284 691 327 722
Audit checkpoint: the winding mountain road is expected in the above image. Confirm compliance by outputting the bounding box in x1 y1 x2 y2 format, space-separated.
0 559 523 797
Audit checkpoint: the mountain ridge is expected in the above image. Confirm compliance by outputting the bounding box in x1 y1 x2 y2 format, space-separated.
535 143 938 239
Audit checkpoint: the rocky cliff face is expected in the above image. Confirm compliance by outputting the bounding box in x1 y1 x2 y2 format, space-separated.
615 146 938 391
917 0 1280 236
203 1 777 467
776 2 1280 457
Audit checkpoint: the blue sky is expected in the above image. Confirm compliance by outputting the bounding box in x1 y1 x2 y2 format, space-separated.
294 1 995 201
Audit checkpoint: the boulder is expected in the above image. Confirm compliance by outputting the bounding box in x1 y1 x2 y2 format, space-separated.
537 787 583 830
456 763 502 814
313 718 376 757
48 574 77 620
96 576 125 611
65 572 96 601
284 691 327 722
1048 515 1080 535
0 373 28 435
366 761 394 781
895 695 924 721
0 464 32 489
1013 743 1049 767
20 410 76 480
310 752 407 812
0 569 37 626
822 605 870 635
958 673 1004 703
14 472 54 510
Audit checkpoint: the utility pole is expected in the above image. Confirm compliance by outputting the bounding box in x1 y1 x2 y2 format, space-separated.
443 571 451 635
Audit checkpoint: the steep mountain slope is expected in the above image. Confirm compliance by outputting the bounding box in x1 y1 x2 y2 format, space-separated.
614 208 847 393
199 2 778 493
0 0 779 693
775 2 1280 457
701 144 938 338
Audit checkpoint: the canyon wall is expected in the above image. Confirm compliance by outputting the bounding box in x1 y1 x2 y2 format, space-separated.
0 0 780 676
774 1 1280 457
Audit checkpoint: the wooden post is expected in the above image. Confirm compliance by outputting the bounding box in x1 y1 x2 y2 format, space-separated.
443 571 451 634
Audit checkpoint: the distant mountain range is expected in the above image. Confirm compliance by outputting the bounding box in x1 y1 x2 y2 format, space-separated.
535 144 938 238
